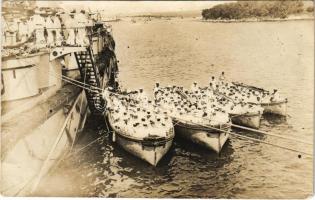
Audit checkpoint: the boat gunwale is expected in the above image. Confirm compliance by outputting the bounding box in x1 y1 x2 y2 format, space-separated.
173 118 231 133
230 81 288 106
229 112 262 118
108 115 175 143
114 128 175 143
260 99 288 106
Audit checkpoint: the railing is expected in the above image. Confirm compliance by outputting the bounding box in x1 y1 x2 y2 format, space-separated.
2 24 113 57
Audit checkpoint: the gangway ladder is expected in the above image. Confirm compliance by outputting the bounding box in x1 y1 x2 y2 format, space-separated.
74 47 105 115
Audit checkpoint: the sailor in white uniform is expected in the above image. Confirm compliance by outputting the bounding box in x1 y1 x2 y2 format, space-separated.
18 19 29 43
154 82 160 93
45 15 55 46
5 18 18 46
26 17 34 38
138 88 149 106
209 76 217 87
75 10 89 46
52 14 63 46
64 12 76 46
191 82 199 93
272 89 282 102
219 71 225 85
31 11 46 48
2 16 7 45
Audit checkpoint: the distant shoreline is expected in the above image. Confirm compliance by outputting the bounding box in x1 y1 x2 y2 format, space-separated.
200 15 314 23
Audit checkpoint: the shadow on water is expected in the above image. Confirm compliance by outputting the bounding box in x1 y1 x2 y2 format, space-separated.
35 113 303 197
262 114 287 125
173 135 235 167
232 126 267 141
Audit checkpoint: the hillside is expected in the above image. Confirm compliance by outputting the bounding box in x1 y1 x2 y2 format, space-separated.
202 1 313 20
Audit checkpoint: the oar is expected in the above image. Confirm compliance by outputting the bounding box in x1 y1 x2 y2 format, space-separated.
213 90 236 104
232 81 267 93
175 89 189 100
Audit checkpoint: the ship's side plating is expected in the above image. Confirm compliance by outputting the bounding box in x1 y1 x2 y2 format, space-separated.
1 21 117 196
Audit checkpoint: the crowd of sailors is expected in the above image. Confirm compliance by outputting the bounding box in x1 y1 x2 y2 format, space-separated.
206 72 283 104
104 90 173 138
154 84 230 126
2 9 102 55
104 72 285 133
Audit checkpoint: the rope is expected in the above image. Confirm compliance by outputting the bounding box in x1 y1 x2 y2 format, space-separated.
48 72 312 152
61 74 102 91
48 71 104 94
231 124 312 145
230 132 312 156
31 92 81 193
69 72 88 152
64 132 110 159
173 117 312 156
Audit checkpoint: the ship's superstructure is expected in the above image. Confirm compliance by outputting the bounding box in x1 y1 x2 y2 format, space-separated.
1 4 118 196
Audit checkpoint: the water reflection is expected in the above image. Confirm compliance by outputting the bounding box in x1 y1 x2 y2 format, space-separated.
36 19 313 198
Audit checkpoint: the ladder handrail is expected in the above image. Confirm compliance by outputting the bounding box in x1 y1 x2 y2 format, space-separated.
87 47 101 88
74 48 105 115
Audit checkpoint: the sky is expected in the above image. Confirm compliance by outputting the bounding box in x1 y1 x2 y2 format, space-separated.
36 1 226 16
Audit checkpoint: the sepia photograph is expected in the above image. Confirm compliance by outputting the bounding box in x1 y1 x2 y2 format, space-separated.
1 0 314 198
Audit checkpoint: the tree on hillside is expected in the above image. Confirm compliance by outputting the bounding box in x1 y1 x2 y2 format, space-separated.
201 0 304 20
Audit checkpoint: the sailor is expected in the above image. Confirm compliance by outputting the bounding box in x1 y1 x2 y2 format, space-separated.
4 18 18 46
31 10 46 48
247 92 257 103
15 19 22 42
75 10 89 46
154 82 160 94
219 71 225 85
272 89 281 102
51 13 63 46
17 19 29 43
25 17 34 39
138 88 148 105
2 16 6 45
191 82 199 93
209 76 217 87
45 14 55 46
64 11 76 46
209 82 215 91
85 12 94 36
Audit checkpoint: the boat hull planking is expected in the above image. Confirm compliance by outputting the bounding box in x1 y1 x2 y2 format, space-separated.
230 113 261 129
261 100 287 116
115 134 173 166
174 120 230 153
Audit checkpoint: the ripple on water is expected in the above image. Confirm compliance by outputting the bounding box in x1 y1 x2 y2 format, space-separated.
36 20 313 198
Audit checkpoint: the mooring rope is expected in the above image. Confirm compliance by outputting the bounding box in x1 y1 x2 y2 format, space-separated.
231 124 312 145
48 71 312 154
172 117 312 156
229 132 312 156
64 132 110 159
